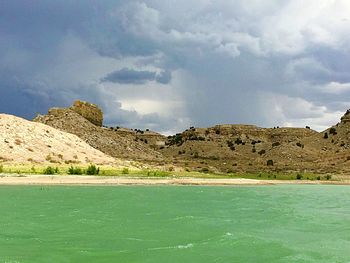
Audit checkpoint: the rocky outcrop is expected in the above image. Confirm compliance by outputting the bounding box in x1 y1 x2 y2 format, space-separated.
340 110 350 124
70 100 103 127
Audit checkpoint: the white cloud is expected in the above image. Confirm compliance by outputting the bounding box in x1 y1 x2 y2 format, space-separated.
259 93 344 131
318 82 350 95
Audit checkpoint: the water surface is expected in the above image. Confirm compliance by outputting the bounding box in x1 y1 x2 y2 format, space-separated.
0 185 349 262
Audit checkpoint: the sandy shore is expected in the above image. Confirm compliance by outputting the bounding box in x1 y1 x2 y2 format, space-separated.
0 174 349 186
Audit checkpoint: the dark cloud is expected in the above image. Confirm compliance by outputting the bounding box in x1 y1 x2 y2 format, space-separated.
101 68 172 84
101 68 156 84
155 70 172 84
1 1 350 133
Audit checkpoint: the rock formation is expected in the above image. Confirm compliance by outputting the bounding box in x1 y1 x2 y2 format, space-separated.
70 100 103 126
34 102 163 161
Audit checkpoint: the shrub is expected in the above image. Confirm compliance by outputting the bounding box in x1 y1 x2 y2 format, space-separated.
324 132 328 139
296 142 304 148
235 138 243 145
258 149 266 156
316 176 321 180
227 140 234 147
272 142 280 147
122 168 129 174
325 174 332 180
43 166 58 175
68 166 83 175
305 126 310 129
266 160 274 166
200 167 209 173
86 164 99 175
0 165 3 173
329 127 337 135
146 170 170 177
296 173 303 180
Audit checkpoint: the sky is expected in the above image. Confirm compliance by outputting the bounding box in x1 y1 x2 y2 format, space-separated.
1 0 350 134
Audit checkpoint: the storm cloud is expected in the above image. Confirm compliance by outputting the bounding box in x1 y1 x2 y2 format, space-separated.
101 68 171 84
1 1 350 133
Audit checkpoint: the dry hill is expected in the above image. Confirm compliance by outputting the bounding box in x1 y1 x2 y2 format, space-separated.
34 101 163 162
34 100 350 175
0 114 115 165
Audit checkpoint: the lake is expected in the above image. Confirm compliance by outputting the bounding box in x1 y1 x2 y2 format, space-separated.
0 185 349 262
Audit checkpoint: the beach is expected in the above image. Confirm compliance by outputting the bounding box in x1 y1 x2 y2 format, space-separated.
0 174 349 186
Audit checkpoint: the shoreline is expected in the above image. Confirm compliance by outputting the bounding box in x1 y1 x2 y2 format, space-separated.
0 174 349 186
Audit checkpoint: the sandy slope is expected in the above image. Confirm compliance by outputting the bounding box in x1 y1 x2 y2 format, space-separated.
0 114 115 164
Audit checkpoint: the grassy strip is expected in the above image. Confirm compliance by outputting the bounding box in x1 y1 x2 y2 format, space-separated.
0 163 336 181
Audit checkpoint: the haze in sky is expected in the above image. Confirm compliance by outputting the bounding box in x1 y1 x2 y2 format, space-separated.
1 1 350 133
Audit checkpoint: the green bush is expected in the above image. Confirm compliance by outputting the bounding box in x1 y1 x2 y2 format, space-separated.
146 170 170 177
200 167 210 173
325 174 332 180
43 166 58 175
86 164 100 175
296 173 303 180
0 165 3 173
68 166 83 175
122 168 129 174
329 127 337 135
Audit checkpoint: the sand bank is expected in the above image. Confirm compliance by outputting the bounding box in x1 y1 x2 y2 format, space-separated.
0 174 349 186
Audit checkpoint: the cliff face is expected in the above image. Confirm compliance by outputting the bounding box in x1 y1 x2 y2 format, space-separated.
70 100 103 127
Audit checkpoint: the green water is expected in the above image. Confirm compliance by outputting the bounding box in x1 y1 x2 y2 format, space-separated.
0 185 349 263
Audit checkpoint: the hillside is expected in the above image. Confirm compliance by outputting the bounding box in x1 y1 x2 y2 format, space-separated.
0 114 115 165
34 101 163 162
157 125 321 173
33 100 350 174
